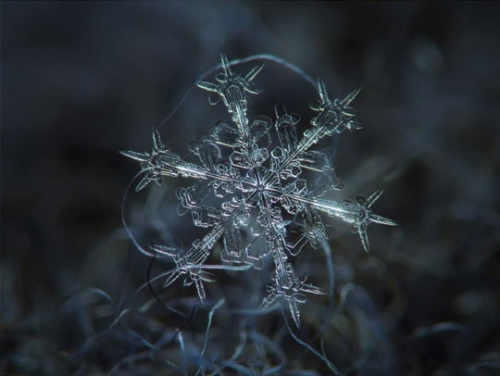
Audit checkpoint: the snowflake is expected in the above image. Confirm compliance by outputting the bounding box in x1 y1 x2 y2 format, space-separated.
121 54 397 328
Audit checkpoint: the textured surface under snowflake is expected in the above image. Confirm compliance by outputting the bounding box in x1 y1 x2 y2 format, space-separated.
121 54 397 328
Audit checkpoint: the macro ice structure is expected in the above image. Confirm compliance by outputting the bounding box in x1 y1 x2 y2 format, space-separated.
121 54 397 328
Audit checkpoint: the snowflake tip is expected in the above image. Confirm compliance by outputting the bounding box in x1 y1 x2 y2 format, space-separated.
357 226 371 253
341 86 362 107
245 62 265 83
371 214 398 227
151 128 165 151
120 150 148 163
135 174 154 192
150 244 179 257
366 188 385 208
220 52 232 77
317 78 331 105
289 300 301 328
197 80 218 93
163 270 181 288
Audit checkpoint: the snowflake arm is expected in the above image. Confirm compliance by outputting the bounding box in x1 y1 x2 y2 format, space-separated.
286 189 398 253
309 79 362 133
150 201 246 303
273 80 362 177
197 53 264 143
257 207 324 327
120 129 169 192
121 129 241 191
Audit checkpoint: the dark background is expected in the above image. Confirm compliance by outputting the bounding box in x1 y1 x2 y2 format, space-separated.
1 2 499 375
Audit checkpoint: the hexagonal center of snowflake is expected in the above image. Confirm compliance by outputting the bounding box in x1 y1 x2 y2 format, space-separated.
241 166 281 206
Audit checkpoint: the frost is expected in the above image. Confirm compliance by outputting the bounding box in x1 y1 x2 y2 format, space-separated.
121 53 397 327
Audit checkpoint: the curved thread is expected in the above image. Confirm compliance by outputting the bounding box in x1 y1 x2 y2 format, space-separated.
282 308 343 376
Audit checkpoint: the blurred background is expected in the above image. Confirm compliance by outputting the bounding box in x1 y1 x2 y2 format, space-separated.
2 2 499 375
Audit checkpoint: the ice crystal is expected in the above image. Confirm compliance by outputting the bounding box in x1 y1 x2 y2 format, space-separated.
121 54 397 328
